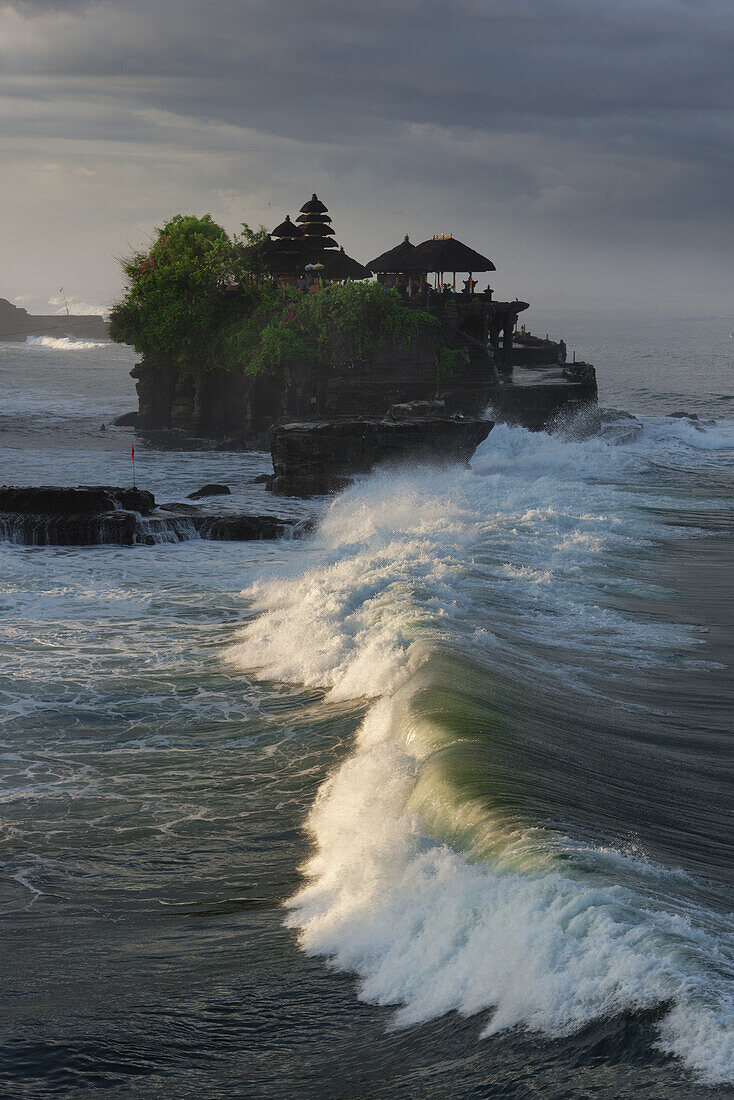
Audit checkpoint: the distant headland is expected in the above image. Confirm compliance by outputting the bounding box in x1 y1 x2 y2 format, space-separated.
0 298 109 342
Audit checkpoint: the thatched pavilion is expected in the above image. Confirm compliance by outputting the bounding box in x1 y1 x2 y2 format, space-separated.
368 235 421 275
367 233 496 293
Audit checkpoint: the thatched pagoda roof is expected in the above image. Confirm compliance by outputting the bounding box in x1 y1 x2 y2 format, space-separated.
301 221 335 238
246 194 368 275
270 215 303 238
414 236 496 273
300 193 329 214
322 248 370 280
296 212 332 225
366 235 422 274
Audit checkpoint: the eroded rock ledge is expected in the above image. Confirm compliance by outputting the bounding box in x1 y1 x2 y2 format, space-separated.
0 486 309 547
271 412 493 496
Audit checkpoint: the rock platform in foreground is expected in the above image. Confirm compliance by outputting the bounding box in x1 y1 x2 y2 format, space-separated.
0 485 156 516
271 413 493 496
0 486 308 546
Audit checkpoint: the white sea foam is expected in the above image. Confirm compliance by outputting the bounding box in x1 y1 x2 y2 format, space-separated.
284 695 734 1083
228 419 734 1084
22 335 108 350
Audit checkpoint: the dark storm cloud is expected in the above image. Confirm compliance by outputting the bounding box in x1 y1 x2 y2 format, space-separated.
6 0 734 119
1 0 732 307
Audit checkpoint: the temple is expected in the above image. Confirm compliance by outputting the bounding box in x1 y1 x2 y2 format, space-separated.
253 195 583 381
128 193 598 493
251 194 369 282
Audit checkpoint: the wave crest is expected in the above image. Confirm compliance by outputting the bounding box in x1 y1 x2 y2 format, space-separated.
23 335 108 350
228 421 734 1084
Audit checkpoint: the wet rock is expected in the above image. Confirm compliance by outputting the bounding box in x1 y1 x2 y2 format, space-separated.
189 514 312 540
0 485 155 515
388 399 447 420
0 485 313 546
0 486 156 547
112 411 138 427
249 474 273 485
187 483 232 500
0 509 140 547
271 415 492 497
595 408 643 445
666 410 716 430
601 408 641 424
158 502 202 514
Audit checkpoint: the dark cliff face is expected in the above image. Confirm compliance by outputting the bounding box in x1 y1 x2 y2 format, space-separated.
130 361 286 448
131 309 501 445
322 321 499 416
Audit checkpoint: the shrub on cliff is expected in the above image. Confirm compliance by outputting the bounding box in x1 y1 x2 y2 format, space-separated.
220 280 436 376
109 214 262 371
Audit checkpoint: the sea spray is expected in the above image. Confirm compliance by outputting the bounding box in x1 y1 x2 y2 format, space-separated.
228 419 734 1084
21 335 108 350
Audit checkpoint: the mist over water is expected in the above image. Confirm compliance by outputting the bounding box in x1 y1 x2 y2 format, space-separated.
1 314 734 1097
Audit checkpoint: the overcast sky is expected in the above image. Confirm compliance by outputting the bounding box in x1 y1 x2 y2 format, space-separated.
1 0 732 314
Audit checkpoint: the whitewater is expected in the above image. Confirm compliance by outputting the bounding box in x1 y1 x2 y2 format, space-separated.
228 418 734 1087
1 320 733 1098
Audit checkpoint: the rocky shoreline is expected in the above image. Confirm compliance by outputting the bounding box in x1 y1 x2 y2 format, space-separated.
0 486 310 547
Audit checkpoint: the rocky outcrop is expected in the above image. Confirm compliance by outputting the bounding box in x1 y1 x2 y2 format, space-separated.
271 412 493 496
137 511 311 544
0 485 309 546
2 509 142 547
0 485 155 515
488 364 598 431
187 483 231 500
129 310 595 451
129 304 502 443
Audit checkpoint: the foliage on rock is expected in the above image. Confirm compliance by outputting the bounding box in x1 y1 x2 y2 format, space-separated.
110 214 436 377
438 346 467 380
244 281 436 376
109 214 261 372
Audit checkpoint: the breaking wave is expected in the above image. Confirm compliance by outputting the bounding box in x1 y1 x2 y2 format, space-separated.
227 418 734 1085
22 335 108 351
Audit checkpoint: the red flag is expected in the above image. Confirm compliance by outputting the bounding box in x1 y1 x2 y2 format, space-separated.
131 445 135 459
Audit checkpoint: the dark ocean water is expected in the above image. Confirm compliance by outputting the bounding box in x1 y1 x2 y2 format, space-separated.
0 321 733 1098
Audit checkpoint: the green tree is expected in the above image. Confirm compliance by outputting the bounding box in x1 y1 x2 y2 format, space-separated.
109 214 254 371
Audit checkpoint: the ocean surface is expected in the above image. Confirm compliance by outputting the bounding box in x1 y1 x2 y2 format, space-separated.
1 317 733 1098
